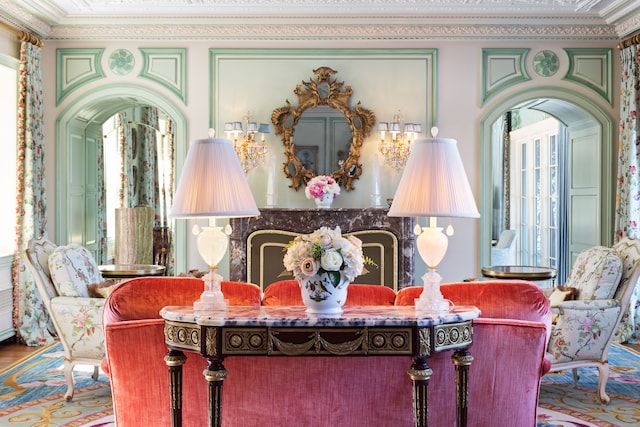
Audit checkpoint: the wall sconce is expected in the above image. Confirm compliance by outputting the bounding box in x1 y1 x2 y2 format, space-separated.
378 111 422 170
225 114 270 174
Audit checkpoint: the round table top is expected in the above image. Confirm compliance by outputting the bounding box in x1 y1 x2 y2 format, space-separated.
99 264 166 278
481 265 557 281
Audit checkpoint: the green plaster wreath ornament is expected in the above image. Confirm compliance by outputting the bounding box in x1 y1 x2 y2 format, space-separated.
109 49 135 76
533 50 559 77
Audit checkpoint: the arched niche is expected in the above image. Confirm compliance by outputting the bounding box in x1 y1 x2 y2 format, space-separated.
480 87 614 275
55 84 188 273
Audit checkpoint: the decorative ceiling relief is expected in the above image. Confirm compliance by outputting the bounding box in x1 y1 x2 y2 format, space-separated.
108 49 135 75
138 48 187 103
533 50 560 77
562 48 613 105
55 48 106 105
481 48 531 105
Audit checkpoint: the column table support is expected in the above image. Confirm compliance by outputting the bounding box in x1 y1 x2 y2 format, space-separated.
164 349 187 427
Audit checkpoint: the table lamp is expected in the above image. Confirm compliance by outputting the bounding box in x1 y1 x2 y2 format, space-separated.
388 127 479 313
170 129 259 311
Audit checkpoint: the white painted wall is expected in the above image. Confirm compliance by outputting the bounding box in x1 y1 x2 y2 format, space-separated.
31 37 619 284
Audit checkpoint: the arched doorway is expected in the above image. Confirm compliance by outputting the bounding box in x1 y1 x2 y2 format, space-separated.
55 84 187 273
480 88 615 283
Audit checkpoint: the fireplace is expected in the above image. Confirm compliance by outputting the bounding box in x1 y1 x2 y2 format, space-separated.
229 208 415 291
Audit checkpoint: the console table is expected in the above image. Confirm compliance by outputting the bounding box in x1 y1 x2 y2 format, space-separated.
161 305 480 427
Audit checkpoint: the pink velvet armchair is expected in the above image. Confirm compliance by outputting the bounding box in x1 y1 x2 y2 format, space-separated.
396 280 552 427
102 277 261 427
104 278 550 427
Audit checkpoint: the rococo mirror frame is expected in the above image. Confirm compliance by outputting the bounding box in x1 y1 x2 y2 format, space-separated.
271 67 376 191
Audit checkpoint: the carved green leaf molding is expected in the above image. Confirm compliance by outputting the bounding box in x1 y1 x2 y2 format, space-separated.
533 50 559 77
109 49 135 76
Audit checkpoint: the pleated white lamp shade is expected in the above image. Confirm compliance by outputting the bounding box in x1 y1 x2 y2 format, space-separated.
170 138 260 218
388 137 479 219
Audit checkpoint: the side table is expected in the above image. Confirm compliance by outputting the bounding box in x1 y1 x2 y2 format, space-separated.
99 264 165 279
481 265 557 286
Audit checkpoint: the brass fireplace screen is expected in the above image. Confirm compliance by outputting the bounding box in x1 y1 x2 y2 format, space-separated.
246 229 398 291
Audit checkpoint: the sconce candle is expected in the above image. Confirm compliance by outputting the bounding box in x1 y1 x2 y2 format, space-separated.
266 154 277 207
371 152 382 207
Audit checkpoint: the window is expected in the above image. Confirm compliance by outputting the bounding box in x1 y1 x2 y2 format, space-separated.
0 56 18 257
511 117 564 267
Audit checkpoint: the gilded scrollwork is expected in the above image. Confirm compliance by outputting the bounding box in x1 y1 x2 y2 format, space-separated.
271 67 376 191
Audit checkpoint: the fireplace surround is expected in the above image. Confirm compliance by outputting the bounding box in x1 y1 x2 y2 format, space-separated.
229 208 415 290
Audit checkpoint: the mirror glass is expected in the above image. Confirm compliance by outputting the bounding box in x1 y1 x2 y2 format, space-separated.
272 67 375 191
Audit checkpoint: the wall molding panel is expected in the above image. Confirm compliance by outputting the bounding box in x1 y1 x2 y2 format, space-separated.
562 48 613 105
55 48 105 105
139 48 187 104
481 48 531 105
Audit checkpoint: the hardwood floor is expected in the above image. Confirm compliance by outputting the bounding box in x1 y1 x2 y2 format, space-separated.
0 339 42 370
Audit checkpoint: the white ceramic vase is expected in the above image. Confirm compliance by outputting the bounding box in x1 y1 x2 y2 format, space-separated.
298 271 349 314
314 193 334 208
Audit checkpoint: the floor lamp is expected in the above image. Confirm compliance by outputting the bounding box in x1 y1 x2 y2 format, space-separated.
388 128 479 313
170 130 259 311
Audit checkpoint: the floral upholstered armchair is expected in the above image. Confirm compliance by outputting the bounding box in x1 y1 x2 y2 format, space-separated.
546 238 640 403
24 238 106 401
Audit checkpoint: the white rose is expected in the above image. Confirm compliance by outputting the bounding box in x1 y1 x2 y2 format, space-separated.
320 249 343 271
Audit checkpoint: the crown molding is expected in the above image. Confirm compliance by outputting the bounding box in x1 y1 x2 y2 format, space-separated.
0 0 51 36
43 21 618 42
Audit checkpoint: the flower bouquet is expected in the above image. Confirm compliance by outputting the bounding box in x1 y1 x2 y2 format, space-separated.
283 226 374 313
305 175 340 208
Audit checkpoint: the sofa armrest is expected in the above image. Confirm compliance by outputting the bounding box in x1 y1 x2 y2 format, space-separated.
557 298 620 311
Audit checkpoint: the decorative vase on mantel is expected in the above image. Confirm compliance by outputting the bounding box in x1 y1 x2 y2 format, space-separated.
314 193 334 209
298 271 349 314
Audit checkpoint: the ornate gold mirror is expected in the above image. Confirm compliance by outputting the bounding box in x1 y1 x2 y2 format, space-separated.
271 67 375 191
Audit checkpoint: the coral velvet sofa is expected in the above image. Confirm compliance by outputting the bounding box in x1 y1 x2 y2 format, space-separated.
103 277 550 427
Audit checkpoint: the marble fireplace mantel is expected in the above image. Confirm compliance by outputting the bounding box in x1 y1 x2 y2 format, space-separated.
229 208 415 289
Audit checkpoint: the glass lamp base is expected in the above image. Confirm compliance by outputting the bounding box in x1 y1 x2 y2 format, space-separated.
415 270 452 314
193 291 227 311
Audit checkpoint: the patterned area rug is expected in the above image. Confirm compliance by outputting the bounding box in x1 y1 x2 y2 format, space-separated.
1 342 638 426
537 344 640 427
0 343 113 427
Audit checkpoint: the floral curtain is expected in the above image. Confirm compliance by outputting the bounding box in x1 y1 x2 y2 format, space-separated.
116 112 134 207
616 44 640 343
96 127 107 264
11 41 56 346
116 108 175 274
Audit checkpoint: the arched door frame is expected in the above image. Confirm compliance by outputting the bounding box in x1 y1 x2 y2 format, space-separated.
479 86 615 268
56 84 188 273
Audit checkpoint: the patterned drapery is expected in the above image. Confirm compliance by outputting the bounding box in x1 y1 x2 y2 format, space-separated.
115 108 175 274
11 42 56 345
96 124 107 264
616 44 640 343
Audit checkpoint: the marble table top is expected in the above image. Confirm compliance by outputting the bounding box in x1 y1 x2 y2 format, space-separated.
160 305 481 328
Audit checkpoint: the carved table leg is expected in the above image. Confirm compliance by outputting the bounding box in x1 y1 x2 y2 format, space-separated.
408 357 433 427
452 348 474 427
165 349 187 427
203 358 228 427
